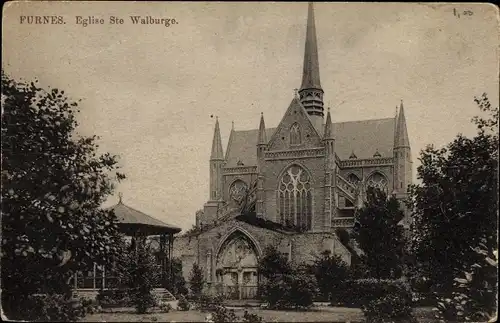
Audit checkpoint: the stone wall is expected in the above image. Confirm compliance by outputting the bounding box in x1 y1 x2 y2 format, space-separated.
173 220 352 284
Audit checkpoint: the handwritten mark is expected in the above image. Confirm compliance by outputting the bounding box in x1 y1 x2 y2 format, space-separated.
453 8 474 18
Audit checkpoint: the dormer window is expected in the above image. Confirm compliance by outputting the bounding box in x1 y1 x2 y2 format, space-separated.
373 150 381 158
237 160 244 166
349 151 357 159
290 123 302 145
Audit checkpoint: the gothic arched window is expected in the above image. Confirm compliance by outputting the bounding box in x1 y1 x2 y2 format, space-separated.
277 165 312 230
290 123 302 145
347 173 360 186
229 180 248 205
366 172 388 194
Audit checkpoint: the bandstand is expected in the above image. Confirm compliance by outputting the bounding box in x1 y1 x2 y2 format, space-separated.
72 196 181 300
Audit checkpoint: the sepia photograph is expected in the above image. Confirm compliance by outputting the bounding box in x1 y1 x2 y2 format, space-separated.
1 1 498 322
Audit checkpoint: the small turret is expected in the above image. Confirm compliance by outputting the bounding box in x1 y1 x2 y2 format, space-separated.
256 113 267 218
209 117 224 201
393 100 412 198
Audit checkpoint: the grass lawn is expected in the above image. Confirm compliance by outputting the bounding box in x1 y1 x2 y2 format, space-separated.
81 306 435 322
81 307 365 322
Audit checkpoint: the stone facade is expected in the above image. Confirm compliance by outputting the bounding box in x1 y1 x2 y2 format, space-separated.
173 3 412 298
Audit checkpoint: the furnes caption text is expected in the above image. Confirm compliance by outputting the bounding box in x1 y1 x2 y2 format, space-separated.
19 16 179 27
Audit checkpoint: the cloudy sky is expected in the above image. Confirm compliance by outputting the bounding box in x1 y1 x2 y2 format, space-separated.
3 2 498 231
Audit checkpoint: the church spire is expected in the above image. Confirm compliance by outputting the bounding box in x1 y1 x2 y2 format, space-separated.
300 2 322 91
257 112 267 145
210 117 224 160
298 2 325 132
395 100 409 148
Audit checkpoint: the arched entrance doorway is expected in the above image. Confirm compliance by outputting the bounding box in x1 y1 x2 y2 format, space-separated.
215 230 259 299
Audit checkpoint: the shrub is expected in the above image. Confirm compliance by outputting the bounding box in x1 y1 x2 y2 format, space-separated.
158 301 173 313
286 270 317 309
242 310 264 322
189 263 205 299
3 293 88 322
177 294 190 311
96 288 132 308
364 292 416 323
197 292 225 312
260 270 317 310
338 279 412 309
210 304 238 323
310 251 350 303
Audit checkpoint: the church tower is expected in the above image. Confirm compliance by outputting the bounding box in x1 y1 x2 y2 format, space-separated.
298 2 324 132
393 101 412 199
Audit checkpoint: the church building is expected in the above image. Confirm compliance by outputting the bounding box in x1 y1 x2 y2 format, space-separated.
173 3 412 299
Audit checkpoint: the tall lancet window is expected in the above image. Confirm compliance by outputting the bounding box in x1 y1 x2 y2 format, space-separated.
290 123 302 145
277 165 312 230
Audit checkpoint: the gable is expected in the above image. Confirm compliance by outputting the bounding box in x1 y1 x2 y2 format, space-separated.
267 98 323 151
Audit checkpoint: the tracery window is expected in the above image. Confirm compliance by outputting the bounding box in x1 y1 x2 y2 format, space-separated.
366 172 388 194
277 165 312 230
347 173 360 186
229 180 248 204
290 123 302 145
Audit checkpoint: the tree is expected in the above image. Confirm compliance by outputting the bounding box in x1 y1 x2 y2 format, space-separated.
189 263 204 299
352 187 406 279
165 257 188 296
128 240 160 314
1 72 125 319
310 250 350 303
408 93 498 294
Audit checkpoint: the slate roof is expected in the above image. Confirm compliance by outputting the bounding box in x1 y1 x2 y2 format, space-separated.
224 117 395 167
108 202 181 235
225 128 276 167
333 118 395 160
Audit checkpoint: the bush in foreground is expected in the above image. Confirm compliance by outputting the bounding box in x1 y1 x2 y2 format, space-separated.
364 292 416 323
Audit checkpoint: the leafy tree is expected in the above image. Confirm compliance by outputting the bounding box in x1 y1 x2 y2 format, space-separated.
310 250 350 303
433 236 498 322
352 187 406 279
189 263 205 299
408 93 498 295
1 72 125 319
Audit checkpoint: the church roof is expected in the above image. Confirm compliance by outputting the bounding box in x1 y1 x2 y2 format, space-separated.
333 117 395 160
224 117 395 167
225 128 276 167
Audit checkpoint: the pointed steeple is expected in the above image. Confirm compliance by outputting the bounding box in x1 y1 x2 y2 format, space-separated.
298 2 324 132
395 101 410 148
210 117 224 160
257 112 267 145
323 108 333 140
300 2 322 90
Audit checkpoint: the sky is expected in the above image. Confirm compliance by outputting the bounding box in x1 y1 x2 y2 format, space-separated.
2 2 499 232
